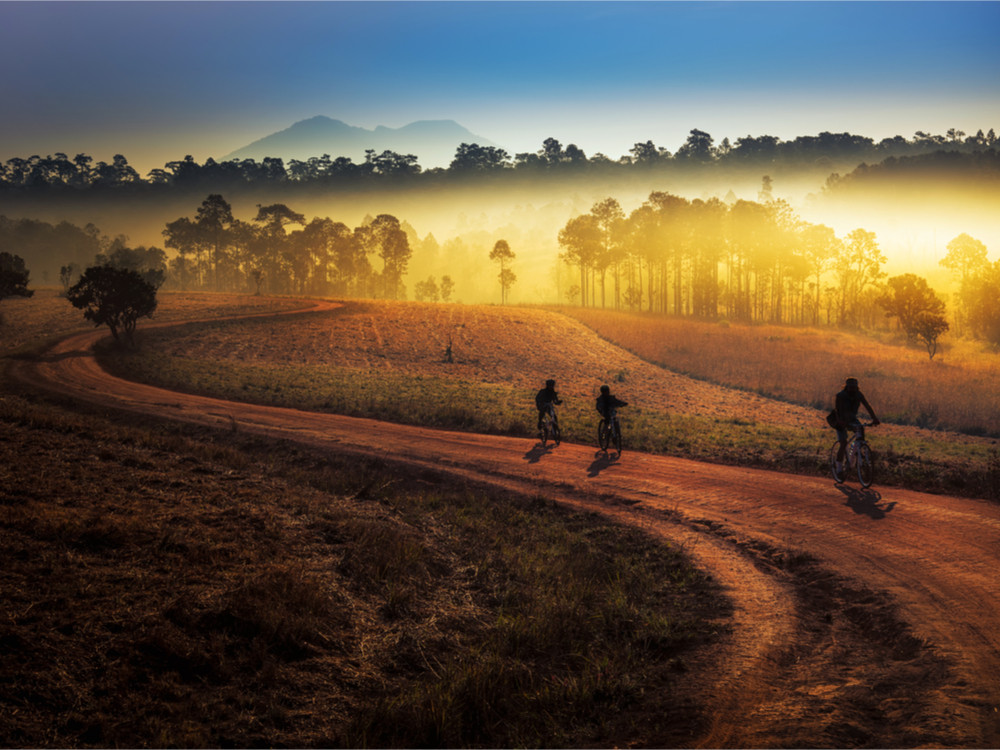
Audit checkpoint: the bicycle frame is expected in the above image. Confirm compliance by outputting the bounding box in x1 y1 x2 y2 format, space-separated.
543 402 558 426
540 402 560 446
598 408 622 455
831 420 875 488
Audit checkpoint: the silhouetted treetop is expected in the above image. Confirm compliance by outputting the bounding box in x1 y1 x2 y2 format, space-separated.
1 127 996 194
824 148 1000 194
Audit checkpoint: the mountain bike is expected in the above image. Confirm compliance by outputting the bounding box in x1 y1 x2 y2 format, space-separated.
597 409 623 457
540 402 561 447
830 420 875 488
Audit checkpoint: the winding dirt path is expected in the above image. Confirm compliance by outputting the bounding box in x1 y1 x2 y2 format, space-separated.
11 301 1000 747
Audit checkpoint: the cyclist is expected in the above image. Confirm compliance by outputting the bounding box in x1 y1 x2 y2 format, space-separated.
535 379 563 433
831 377 880 473
596 384 628 423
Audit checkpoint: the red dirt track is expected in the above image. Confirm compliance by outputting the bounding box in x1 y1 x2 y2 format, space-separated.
13 300 1000 748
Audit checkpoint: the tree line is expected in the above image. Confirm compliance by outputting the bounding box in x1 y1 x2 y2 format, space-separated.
556 189 999 357
160 195 418 299
0 202 455 303
1 128 996 192
4 190 1000 357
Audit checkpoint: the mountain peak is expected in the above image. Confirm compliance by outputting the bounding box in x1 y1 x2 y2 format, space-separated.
224 117 497 167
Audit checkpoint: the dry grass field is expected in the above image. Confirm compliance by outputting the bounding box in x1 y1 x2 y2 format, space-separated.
140 299 816 425
0 288 306 355
101 298 1000 499
564 307 1000 438
6 291 1000 746
1 292 729 748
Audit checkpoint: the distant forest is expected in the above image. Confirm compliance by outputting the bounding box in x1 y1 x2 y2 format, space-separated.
5 186 1000 353
3 126 1000 352
1 128 997 193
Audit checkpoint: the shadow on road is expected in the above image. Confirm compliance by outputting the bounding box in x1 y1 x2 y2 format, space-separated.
587 451 619 477
837 484 896 519
523 443 553 464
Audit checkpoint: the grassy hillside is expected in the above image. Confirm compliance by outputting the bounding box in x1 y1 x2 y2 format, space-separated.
100 298 1000 500
0 293 728 747
563 307 1000 437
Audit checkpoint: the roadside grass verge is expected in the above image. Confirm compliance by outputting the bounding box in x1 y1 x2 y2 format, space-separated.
101 341 1000 500
0 363 727 747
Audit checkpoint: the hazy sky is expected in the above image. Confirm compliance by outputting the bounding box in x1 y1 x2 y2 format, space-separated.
2 1 998 174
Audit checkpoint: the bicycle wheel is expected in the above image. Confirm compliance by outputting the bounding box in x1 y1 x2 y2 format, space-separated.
598 420 610 451
612 421 622 456
856 442 874 488
830 441 846 483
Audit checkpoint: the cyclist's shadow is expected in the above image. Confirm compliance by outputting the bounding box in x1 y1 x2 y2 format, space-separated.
587 451 618 477
836 485 896 519
524 442 554 464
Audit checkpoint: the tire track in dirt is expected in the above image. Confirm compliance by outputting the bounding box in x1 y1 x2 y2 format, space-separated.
11 300 1000 747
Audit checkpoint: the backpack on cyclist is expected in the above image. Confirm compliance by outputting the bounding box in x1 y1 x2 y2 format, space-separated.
826 409 841 428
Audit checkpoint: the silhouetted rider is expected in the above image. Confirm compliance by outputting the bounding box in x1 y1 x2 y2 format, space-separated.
535 379 562 431
596 384 627 421
831 376 880 471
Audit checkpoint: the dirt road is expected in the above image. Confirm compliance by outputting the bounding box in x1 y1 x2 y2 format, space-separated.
13 304 1000 748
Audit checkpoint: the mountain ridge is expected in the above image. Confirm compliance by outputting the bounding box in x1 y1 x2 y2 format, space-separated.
223 116 499 167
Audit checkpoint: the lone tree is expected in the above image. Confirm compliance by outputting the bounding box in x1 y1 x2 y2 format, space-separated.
0 252 34 304
440 275 455 302
59 263 81 295
877 273 949 359
877 273 947 335
413 276 440 302
489 239 516 304
67 265 158 346
940 233 989 334
913 310 950 360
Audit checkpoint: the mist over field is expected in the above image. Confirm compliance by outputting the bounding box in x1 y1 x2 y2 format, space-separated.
4 150 998 305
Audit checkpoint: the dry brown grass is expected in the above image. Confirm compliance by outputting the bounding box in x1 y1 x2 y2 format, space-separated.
2 292 985 746
136 298 823 429
1 302 726 748
0 288 306 355
108 297 1000 498
564 307 1000 438
0 397 400 746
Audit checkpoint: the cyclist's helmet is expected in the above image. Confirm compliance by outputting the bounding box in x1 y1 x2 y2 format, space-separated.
546 379 556 388
600 385 610 394
845 377 859 389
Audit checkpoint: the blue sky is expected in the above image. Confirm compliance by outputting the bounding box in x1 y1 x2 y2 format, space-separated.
2 1 998 173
